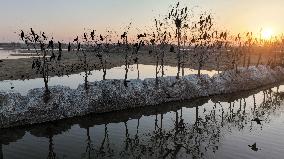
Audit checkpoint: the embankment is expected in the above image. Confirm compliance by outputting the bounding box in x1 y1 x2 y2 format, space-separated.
1 65 284 128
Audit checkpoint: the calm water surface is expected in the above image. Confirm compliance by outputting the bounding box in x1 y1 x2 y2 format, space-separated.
0 64 218 95
0 49 218 95
1 50 284 159
0 84 284 159
0 50 39 60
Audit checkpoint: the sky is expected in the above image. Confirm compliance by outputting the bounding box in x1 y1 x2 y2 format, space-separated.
0 0 283 42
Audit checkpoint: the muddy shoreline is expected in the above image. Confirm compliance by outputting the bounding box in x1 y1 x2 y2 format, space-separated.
0 49 276 81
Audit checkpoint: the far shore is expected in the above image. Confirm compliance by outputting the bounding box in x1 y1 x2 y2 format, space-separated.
0 48 277 81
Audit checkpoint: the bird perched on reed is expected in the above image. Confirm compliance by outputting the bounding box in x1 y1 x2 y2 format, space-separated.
84 33 87 41
90 30 95 40
73 36 78 42
100 34 104 41
121 32 127 39
42 32 47 40
30 28 35 37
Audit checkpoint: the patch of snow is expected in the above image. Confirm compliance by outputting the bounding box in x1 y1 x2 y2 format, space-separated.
1 65 284 128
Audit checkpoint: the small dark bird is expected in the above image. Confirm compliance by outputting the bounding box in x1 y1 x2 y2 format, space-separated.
137 33 146 39
199 19 205 26
90 30 95 40
248 143 259 151
11 87 14 89
121 32 127 39
73 36 78 42
34 35 39 42
20 30 25 40
252 118 263 125
100 34 104 41
42 32 47 40
30 28 35 37
176 2 179 7
134 43 139 48
84 33 87 41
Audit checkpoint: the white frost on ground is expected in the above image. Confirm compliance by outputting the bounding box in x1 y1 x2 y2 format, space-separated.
1 65 284 128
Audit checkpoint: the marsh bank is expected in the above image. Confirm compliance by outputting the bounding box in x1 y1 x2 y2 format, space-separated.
1 65 284 128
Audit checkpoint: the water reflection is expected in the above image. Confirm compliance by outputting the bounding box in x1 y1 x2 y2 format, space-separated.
0 84 284 159
0 64 218 95
0 50 39 60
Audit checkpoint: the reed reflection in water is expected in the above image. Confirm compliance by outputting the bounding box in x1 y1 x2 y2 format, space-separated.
0 84 284 159
0 64 218 95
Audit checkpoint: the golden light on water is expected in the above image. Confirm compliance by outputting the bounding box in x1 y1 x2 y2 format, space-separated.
262 28 274 40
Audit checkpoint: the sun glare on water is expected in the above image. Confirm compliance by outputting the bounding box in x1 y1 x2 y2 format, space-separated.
262 28 274 40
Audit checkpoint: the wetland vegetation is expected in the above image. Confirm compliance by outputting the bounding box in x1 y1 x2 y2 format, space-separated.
0 1 284 159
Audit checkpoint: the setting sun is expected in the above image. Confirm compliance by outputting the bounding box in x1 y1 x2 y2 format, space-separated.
262 28 274 40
